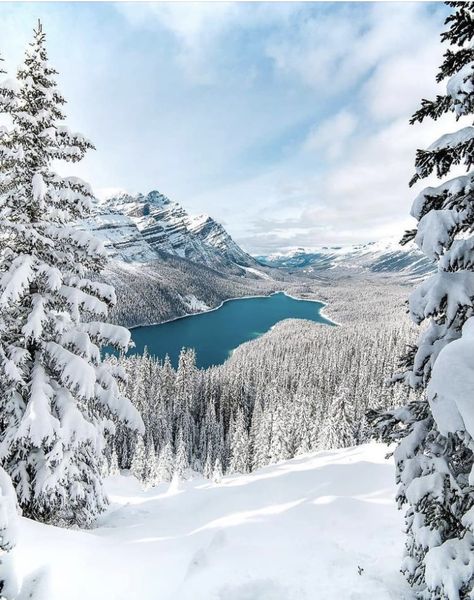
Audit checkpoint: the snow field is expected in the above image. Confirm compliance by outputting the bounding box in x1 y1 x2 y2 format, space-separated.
15 443 410 600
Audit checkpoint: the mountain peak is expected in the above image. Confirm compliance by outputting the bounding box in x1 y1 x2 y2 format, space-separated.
145 190 172 206
83 188 256 269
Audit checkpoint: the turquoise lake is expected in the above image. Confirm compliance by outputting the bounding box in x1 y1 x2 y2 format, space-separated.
126 292 333 369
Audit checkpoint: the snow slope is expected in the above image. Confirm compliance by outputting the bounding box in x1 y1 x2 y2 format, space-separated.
259 238 433 279
14 443 409 599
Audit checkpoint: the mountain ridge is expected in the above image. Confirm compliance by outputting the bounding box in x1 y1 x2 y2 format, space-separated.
257 238 434 278
82 189 257 270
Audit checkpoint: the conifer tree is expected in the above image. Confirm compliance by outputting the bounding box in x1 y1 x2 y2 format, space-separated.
212 456 223 483
0 468 19 600
108 451 120 477
174 430 188 479
270 397 290 462
131 436 146 482
203 441 214 479
322 386 354 450
0 23 143 527
157 441 174 483
174 349 196 464
143 440 158 488
295 392 313 455
229 408 249 474
252 401 272 470
0 53 15 112
370 3 474 596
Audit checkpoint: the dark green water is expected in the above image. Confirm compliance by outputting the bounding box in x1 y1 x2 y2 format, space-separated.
126 292 333 369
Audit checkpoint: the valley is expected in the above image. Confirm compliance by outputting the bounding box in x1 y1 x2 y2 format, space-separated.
122 292 333 369
87 187 419 332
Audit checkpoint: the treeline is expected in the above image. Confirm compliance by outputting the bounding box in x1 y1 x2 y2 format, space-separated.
105 253 281 327
106 316 417 486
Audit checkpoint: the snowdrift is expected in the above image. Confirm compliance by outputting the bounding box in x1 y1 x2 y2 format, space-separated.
15 443 410 599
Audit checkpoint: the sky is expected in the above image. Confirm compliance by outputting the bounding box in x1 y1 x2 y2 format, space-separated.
0 1 461 254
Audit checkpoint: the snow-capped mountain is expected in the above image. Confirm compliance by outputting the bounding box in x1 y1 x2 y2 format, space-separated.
258 238 434 278
82 190 256 269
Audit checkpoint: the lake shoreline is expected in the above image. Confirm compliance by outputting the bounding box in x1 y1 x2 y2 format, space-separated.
124 291 336 369
130 290 337 330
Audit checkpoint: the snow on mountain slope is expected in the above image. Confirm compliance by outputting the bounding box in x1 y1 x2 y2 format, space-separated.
85 190 256 269
80 211 157 263
259 238 434 279
15 443 410 600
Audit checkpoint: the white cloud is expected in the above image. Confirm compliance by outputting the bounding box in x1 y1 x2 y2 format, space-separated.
0 2 455 255
363 40 444 122
265 3 445 96
237 111 464 254
116 2 302 85
304 110 357 160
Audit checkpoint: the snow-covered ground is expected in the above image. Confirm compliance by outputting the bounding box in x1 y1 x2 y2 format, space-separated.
15 443 410 599
239 265 273 280
183 293 211 311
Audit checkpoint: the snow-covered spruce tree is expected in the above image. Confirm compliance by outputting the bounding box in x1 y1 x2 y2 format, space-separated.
0 468 19 600
321 386 354 450
0 23 143 527
229 408 249 474
157 441 174 483
0 54 15 113
131 436 146 482
108 451 120 477
212 456 223 483
174 430 188 479
370 3 474 597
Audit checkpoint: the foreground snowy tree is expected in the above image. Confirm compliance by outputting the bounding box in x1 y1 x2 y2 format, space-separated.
371 3 474 597
0 23 143 527
0 468 19 600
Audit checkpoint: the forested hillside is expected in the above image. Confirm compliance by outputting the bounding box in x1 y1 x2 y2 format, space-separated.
105 254 282 327
107 287 416 485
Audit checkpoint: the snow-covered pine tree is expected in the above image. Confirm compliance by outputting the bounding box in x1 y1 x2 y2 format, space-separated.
143 439 158 488
0 23 143 527
251 398 272 470
321 386 354 450
212 456 223 483
0 54 15 112
203 439 214 480
294 389 313 455
0 468 19 600
157 441 174 483
229 408 249 474
269 396 290 462
108 451 120 477
174 430 189 479
174 348 197 466
131 436 146 482
370 3 474 596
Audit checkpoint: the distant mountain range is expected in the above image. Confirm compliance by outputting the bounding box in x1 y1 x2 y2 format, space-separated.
81 190 257 271
81 188 433 280
77 189 434 325
258 238 434 278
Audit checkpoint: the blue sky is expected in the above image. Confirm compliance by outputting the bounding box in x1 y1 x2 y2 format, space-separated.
0 2 455 253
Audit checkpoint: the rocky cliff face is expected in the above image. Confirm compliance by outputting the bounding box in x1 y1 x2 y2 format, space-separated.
83 190 256 269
